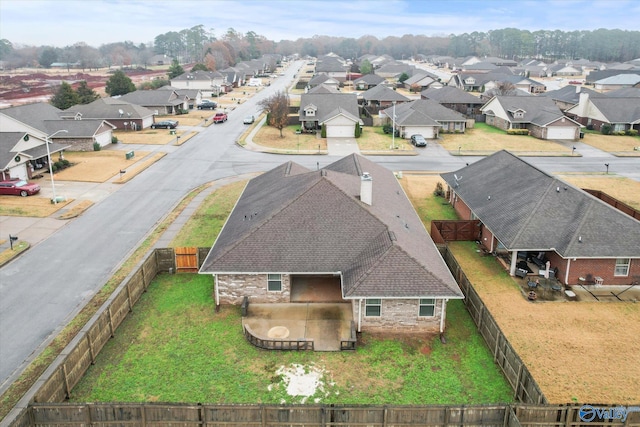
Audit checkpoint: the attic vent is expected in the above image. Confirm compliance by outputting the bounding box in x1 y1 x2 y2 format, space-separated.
388 231 397 241
321 169 327 177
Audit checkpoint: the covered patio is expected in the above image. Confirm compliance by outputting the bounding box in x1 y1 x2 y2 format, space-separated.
242 303 354 351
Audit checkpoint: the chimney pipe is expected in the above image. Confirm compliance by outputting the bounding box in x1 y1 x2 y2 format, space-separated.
361 172 372 205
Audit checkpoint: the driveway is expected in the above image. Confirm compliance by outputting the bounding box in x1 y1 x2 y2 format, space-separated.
326 137 361 156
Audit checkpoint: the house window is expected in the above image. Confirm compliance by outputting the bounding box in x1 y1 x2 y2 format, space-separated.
365 299 381 317
613 123 625 132
419 299 435 317
267 274 282 291
614 259 630 276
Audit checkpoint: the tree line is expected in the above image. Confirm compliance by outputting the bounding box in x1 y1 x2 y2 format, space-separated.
1 27 638 71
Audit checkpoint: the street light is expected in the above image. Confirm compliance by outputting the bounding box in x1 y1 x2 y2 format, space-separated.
46 129 68 204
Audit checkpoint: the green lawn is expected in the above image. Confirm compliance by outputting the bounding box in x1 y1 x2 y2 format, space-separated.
70 273 513 404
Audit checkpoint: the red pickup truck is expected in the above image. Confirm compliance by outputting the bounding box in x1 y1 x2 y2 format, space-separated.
213 112 228 123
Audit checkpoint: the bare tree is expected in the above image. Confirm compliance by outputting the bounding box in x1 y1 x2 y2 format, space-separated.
258 90 290 137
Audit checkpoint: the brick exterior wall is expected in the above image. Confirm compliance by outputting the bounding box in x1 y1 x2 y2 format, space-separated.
567 258 639 286
449 192 473 220
355 299 443 333
216 274 291 304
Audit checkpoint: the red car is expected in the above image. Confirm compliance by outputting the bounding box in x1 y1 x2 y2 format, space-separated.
0 179 41 197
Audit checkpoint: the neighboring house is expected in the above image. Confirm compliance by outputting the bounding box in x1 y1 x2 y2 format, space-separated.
565 92 640 133
402 72 442 91
374 62 415 80
315 55 348 81
381 99 467 139
497 75 547 94
170 70 229 97
421 86 485 118
441 150 640 286
0 102 116 152
199 154 464 335
0 131 70 181
539 85 600 111
298 91 362 136
547 63 582 76
593 74 640 91
353 74 386 90
158 86 202 108
361 84 410 109
585 69 640 85
67 98 156 131
481 95 582 140
119 89 188 115
449 71 513 92
462 61 499 72
307 74 340 90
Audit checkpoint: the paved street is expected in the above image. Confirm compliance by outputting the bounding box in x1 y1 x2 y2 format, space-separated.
1 61 639 391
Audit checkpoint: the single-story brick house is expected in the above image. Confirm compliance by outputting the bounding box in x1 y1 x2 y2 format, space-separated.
441 150 640 286
200 154 464 334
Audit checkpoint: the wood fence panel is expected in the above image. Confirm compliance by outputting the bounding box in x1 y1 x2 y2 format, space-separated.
6 407 31 427
143 252 159 289
203 405 262 427
329 406 383 425
432 220 481 241
89 403 143 426
128 271 146 307
386 406 445 425
87 310 112 359
143 404 201 427
31 404 89 426
109 288 130 332
154 248 176 274
63 337 93 393
33 368 66 403
175 247 198 272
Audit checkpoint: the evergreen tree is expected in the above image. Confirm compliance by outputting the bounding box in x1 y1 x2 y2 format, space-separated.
75 81 100 104
105 70 136 96
167 59 185 79
50 82 79 110
359 59 373 75
398 72 409 83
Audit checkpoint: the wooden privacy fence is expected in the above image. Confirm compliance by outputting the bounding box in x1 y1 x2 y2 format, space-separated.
13 403 640 427
583 188 640 221
431 220 482 243
440 246 547 404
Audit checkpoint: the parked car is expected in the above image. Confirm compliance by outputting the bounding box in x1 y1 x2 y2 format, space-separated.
0 179 41 197
410 134 427 147
197 100 217 110
569 80 583 85
213 112 228 123
151 120 178 129
243 115 255 124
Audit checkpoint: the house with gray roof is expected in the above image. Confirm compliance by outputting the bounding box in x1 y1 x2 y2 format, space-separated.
353 74 386 90
565 92 640 133
381 99 467 139
119 89 187 115
594 74 640 91
539 85 600 111
374 62 415 80
200 154 464 340
402 72 442 91
481 95 581 140
442 150 640 286
0 131 70 181
315 56 348 81
67 97 155 130
158 86 203 108
307 74 340 90
170 70 229 97
421 86 484 118
298 91 362 137
361 84 410 109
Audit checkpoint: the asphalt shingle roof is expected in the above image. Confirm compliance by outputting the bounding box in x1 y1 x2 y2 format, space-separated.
441 150 640 258
383 99 466 126
201 154 463 299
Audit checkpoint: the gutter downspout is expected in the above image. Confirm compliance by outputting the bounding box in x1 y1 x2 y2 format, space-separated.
565 259 571 285
439 299 448 334
214 274 220 308
358 299 363 332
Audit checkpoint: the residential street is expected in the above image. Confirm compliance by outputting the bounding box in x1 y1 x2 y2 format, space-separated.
0 61 639 390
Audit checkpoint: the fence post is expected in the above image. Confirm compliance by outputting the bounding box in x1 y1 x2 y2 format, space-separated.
87 334 95 364
107 306 115 337
126 282 133 312
514 363 523 400
494 332 501 363
62 364 71 399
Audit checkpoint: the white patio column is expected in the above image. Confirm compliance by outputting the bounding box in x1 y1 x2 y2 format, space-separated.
214 274 220 306
510 250 518 276
439 299 448 334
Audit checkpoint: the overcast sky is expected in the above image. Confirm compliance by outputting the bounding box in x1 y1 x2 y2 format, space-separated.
1 0 639 48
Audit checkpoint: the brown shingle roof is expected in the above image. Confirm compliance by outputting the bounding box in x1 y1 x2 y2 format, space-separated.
201 154 463 299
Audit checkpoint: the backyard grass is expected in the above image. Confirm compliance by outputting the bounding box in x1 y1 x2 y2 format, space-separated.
440 123 571 155
400 174 457 229
559 173 640 210
69 273 513 404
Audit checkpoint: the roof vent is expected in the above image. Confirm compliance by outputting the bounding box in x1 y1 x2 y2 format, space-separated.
388 231 397 241
360 172 372 205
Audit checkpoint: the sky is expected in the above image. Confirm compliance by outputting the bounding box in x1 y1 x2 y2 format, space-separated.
1 0 639 48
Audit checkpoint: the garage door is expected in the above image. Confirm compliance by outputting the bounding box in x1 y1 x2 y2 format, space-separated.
547 127 576 140
326 125 353 138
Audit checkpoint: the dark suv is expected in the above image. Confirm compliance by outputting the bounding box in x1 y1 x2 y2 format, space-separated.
151 120 178 129
197 100 217 110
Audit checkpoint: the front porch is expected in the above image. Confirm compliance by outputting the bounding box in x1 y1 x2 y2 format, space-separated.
242 303 354 351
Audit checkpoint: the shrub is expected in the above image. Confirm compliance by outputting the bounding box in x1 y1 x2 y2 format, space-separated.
355 123 362 138
321 124 326 138
54 160 64 169
51 164 58 173
601 124 612 135
627 129 638 137
111 136 118 144
613 131 626 136
434 182 445 197
93 142 102 151
61 159 70 167
507 129 529 135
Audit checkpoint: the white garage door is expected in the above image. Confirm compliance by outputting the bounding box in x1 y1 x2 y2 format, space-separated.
405 126 436 139
326 125 353 138
547 127 575 140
